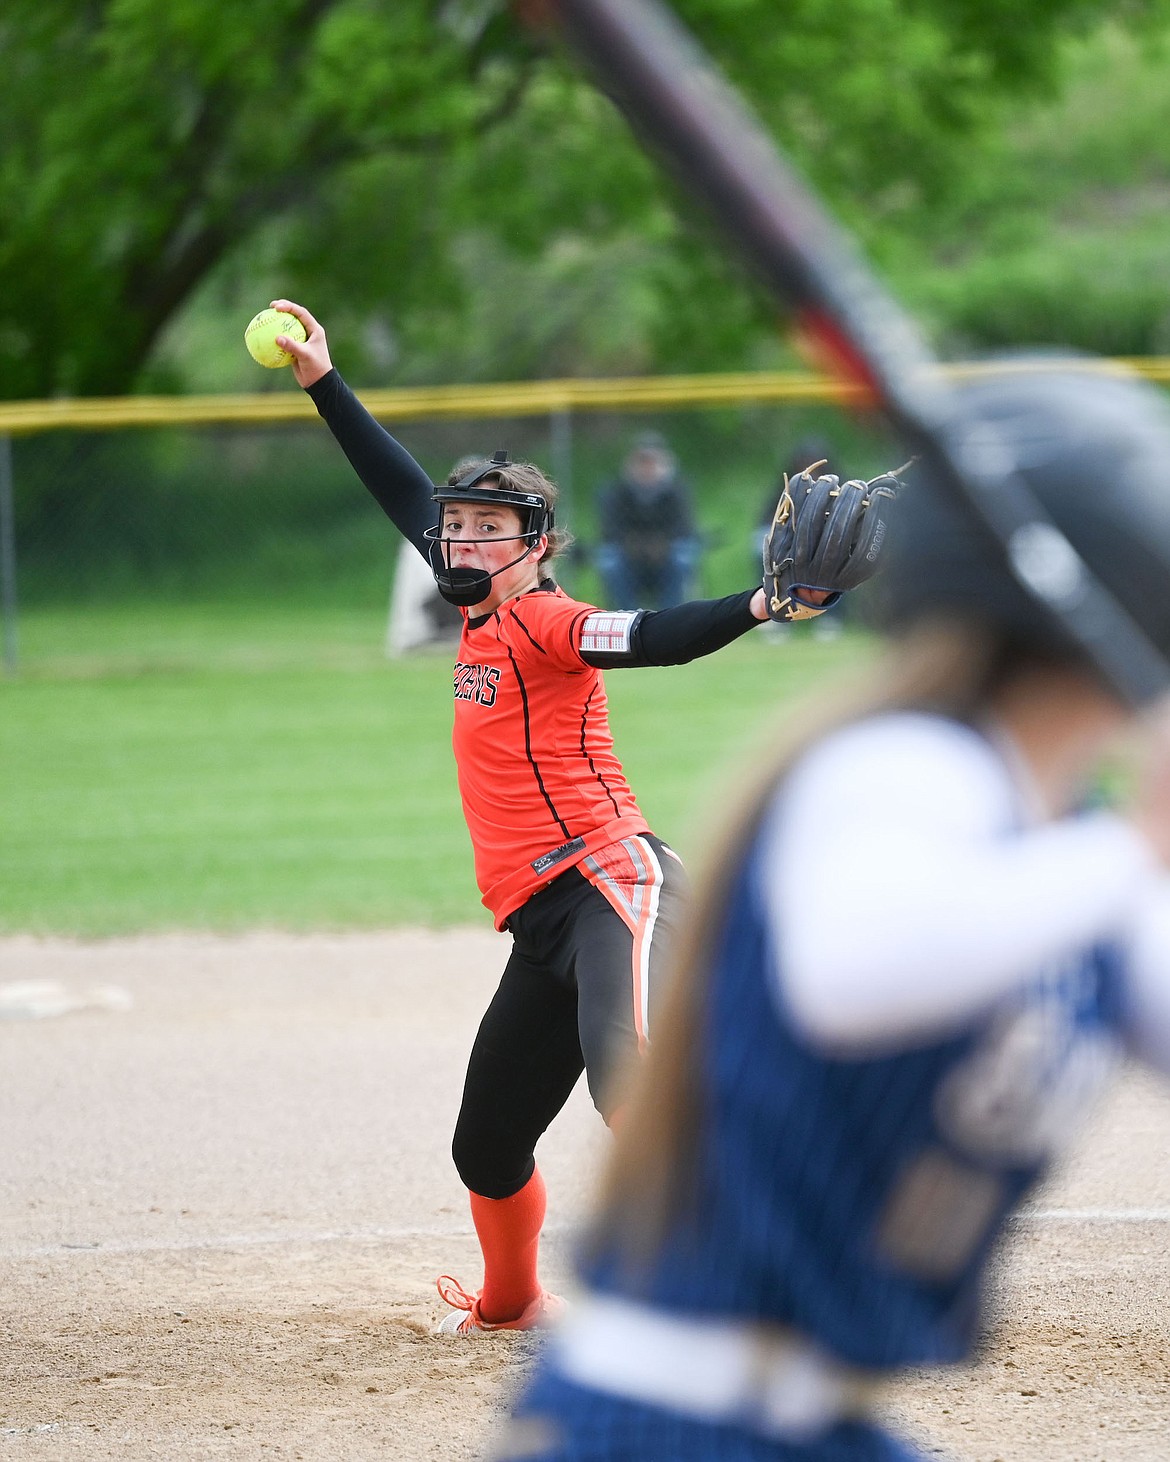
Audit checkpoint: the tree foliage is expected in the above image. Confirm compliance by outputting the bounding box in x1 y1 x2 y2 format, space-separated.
1 0 1162 398
898 23 1170 356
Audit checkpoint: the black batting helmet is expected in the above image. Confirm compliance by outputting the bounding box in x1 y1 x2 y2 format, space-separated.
875 361 1170 703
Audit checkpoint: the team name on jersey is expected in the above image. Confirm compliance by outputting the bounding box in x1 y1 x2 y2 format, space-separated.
453 662 501 707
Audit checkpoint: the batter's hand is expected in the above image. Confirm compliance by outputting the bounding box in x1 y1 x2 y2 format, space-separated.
269 299 333 389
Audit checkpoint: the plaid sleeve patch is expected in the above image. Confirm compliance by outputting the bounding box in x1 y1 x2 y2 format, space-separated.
579 610 638 655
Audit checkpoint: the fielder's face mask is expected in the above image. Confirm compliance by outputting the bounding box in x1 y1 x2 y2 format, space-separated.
425 450 554 607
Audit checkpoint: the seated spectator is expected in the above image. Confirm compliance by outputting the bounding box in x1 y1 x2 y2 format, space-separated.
595 433 700 609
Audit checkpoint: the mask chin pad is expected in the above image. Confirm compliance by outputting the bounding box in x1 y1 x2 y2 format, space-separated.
428 540 492 607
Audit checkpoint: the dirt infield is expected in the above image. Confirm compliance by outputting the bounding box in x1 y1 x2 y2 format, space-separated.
2 931 1169 1461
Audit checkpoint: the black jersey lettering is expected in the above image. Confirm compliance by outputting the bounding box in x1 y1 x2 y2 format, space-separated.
454 662 502 708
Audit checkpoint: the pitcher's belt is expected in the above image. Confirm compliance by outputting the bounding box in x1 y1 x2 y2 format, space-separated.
552 1293 883 1441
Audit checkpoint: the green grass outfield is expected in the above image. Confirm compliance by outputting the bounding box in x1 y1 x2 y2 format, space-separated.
1 604 872 935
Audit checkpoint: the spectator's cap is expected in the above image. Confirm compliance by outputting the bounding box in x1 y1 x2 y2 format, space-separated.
627 432 676 479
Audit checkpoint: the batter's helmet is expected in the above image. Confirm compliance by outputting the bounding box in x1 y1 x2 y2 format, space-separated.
876 362 1170 703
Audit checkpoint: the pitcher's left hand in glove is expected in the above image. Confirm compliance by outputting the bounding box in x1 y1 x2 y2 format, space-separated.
763 460 906 623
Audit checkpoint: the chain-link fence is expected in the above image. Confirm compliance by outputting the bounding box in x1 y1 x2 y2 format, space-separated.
0 374 904 676
5 363 1164 676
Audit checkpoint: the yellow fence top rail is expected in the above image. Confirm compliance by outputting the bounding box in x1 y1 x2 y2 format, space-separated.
2 359 1170 436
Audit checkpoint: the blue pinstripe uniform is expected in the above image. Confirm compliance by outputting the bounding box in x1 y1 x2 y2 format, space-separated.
503 811 1127 1460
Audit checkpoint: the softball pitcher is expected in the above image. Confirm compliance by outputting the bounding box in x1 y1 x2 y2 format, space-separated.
269 298 892 1337
494 362 1170 1456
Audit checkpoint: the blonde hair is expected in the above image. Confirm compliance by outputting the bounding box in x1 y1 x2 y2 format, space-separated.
588 621 1013 1269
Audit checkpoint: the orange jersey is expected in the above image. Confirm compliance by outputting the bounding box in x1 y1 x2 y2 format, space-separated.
452 586 649 927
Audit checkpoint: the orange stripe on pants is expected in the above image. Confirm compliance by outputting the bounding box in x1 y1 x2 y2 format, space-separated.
581 835 665 1048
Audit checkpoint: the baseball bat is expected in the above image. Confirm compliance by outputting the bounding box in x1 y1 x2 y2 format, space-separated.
524 0 1168 704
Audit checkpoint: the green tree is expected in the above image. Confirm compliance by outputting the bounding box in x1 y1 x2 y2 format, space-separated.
1 0 538 397
1 0 1154 399
895 24 1170 356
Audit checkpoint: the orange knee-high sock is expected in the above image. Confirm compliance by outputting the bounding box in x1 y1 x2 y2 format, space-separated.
468 1166 546 1324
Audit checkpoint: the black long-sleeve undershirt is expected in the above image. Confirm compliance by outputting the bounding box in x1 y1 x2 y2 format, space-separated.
588 591 761 668
307 368 435 555
306 367 764 668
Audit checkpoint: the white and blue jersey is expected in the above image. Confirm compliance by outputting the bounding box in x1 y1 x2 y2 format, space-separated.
499 713 1170 1461
588 858 1124 1366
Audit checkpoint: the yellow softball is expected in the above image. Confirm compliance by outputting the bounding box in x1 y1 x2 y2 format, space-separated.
244 309 307 368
